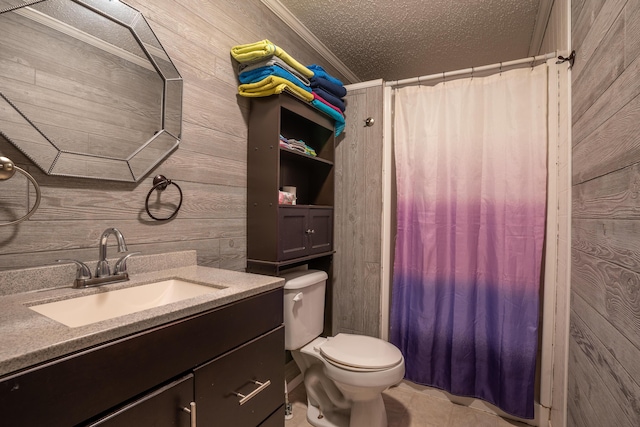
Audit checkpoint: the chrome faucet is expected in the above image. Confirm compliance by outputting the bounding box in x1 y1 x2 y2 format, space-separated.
57 227 138 288
96 227 128 277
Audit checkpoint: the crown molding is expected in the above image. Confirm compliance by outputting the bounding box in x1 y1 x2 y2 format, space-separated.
261 0 361 83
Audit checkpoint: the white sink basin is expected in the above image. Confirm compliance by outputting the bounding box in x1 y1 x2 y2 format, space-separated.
29 279 224 327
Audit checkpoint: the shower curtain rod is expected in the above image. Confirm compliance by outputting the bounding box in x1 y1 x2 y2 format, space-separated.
386 51 558 87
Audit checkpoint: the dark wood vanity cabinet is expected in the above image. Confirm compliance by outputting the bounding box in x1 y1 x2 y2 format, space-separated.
247 94 336 274
0 289 284 427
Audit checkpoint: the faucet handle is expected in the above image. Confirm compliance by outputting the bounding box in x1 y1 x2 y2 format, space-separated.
57 259 92 280
114 252 141 275
95 259 110 278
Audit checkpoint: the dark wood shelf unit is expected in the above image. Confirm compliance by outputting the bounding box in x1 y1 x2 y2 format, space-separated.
246 93 336 335
247 93 336 268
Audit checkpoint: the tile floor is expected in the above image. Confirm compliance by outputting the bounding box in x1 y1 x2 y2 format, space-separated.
285 381 531 427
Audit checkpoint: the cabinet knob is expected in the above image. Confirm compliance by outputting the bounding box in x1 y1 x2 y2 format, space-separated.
305 229 315 234
182 402 196 427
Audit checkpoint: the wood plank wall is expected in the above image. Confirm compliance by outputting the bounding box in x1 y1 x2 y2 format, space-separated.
0 0 348 282
333 84 383 338
570 0 640 426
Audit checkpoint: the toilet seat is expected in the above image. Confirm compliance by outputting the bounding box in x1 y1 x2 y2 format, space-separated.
319 333 403 372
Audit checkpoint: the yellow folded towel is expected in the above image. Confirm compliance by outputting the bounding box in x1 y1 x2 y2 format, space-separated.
238 76 314 102
231 40 276 62
231 39 314 79
273 45 313 78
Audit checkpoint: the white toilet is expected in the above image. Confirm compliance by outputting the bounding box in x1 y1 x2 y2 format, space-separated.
283 270 405 427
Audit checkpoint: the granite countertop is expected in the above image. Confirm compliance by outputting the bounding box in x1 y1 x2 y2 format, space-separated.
0 251 284 378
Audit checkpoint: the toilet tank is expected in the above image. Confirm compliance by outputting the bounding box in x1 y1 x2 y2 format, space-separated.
282 269 328 350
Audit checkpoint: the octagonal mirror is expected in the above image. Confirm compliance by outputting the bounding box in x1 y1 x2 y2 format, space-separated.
0 0 183 182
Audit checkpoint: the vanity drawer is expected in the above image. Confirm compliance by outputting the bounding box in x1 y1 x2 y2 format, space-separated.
195 326 284 426
87 374 194 427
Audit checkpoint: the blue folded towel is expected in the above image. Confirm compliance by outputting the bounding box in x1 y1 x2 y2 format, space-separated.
312 87 345 112
310 76 347 98
311 99 345 137
239 57 310 86
308 64 344 87
239 65 311 92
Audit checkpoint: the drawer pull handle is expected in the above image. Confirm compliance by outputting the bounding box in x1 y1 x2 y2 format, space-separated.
233 379 271 405
182 402 196 427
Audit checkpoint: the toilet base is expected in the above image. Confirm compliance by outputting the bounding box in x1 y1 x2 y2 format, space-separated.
350 394 387 427
303 394 388 427
305 399 350 427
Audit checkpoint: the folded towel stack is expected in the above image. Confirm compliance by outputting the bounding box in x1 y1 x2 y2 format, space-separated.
279 135 317 157
232 40 314 102
231 40 346 136
307 64 346 136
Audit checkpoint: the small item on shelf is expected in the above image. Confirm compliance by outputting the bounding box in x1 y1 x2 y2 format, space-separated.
282 186 297 204
279 190 296 205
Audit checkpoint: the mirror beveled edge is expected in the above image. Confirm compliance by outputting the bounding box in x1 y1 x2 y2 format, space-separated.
0 0 183 182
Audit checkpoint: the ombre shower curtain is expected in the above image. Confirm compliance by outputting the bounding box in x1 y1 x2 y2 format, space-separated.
390 65 547 419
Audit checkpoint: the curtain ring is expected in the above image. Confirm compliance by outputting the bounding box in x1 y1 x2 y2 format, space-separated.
442 71 446 84
499 62 503 75
530 56 535 70
471 66 474 80
145 174 183 221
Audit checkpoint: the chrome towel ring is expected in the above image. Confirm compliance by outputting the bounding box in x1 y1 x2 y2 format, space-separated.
0 156 41 226
145 174 183 221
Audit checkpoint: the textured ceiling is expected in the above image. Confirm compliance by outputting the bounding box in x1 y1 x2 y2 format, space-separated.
277 0 542 82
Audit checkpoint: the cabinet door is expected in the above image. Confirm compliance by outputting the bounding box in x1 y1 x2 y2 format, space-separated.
308 208 333 255
195 326 284 427
278 207 308 260
87 375 194 427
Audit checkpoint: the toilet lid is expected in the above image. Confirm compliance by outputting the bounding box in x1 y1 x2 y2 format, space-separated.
319 333 403 370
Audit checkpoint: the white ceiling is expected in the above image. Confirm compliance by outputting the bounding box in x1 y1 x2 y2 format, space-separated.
267 0 548 83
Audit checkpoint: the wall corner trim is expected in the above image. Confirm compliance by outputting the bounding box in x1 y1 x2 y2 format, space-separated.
260 0 361 84
529 0 554 56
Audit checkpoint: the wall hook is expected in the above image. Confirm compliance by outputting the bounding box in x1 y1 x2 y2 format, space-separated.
556 50 576 68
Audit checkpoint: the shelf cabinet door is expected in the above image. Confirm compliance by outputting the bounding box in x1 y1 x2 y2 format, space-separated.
308 207 333 255
278 206 333 261
278 207 309 260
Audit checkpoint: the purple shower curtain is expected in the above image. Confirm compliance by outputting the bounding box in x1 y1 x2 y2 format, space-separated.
390 65 548 419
